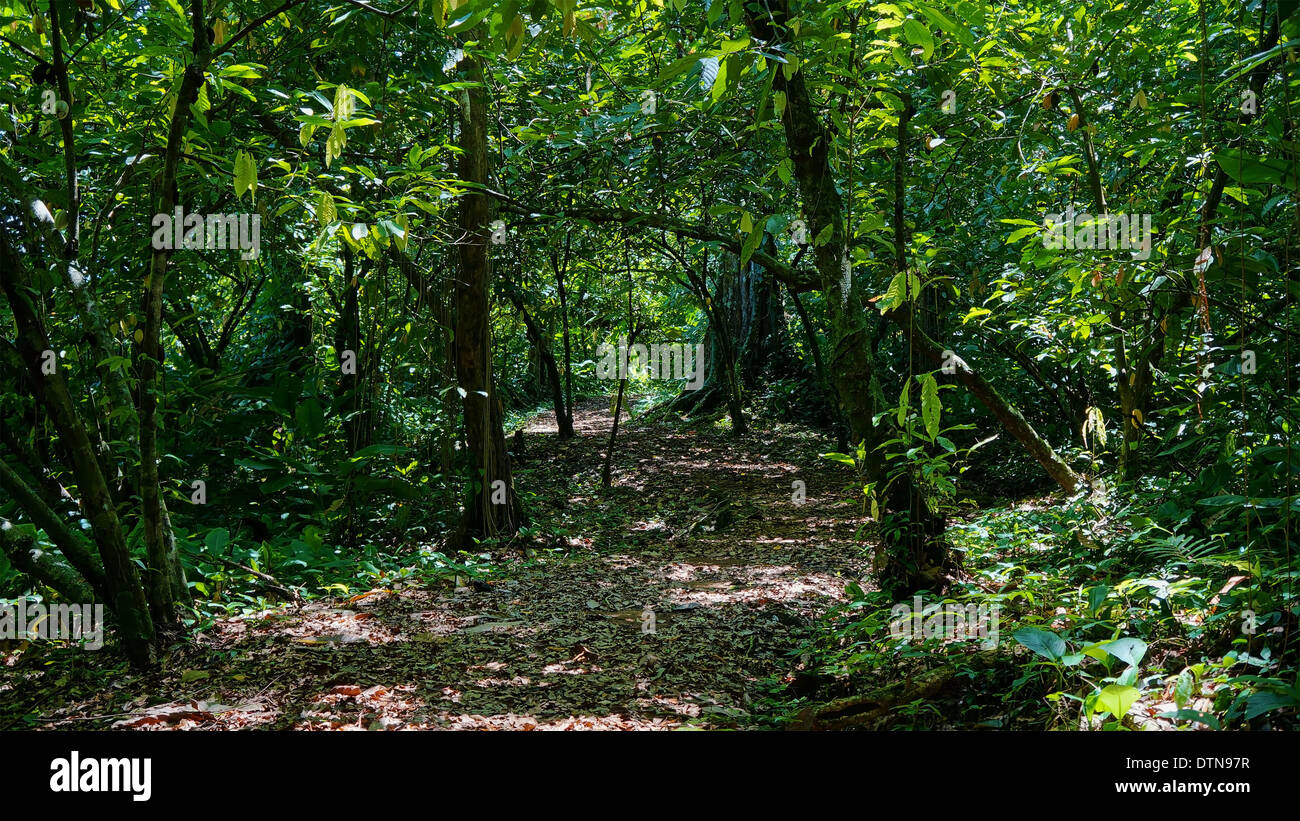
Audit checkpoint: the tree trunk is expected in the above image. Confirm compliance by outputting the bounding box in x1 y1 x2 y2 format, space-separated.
0 237 154 666
738 233 796 389
0 517 98 603
747 0 948 592
788 286 849 450
138 15 211 628
505 285 569 439
454 55 525 543
550 236 577 438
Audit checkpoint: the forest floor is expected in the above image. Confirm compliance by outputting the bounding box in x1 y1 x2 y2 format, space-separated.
3 401 873 730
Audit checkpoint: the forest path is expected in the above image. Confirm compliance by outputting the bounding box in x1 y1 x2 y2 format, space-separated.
28 402 868 730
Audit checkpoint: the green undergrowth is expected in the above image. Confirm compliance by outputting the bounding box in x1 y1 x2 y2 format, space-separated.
770 480 1300 730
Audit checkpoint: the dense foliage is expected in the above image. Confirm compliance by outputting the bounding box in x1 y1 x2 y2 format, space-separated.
0 0 1296 730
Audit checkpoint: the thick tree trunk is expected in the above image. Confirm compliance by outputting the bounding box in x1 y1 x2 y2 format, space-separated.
454 55 524 543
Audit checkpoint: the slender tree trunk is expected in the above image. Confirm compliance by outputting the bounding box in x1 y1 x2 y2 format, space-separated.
601 375 628 489
505 286 569 438
788 286 848 450
138 6 211 628
0 238 154 666
884 304 1082 494
551 235 577 438
335 247 362 547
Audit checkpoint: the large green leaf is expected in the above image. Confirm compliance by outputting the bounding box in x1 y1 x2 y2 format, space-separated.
295 398 325 439
1013 627 1066 661
1095 684 1140 719
902 19 934 61
1215 150 1300 192
1099 637 1147 668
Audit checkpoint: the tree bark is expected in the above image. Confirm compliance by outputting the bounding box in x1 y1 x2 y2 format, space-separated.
0 517 98 603
454 55 524 542
137 0 211 627
0 236 154 666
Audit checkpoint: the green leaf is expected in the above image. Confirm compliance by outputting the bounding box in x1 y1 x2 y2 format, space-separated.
506 14 525 59
204 527 230 553
1245 690 1297 719
902 19 934 60
740 223 763 269
1215 150 1299 191
920 373 940 439
897 376 911 427
1198 494 1248 507
699 57 719 93
1174 669 1195 710
657 53 702 84
776 157 792 184
1157 709 1220 729
394 213 409 252
710 56 729 103
1006 225 1040 243
333 83 355 121
295 398 325 439
233 150 257 202
1095 684 1140 719
917 3 973 48
326 124 346 168
317 191 336 225
880 270 922 311
1086 583 1109 617
1099 637 1147 668
1013 627 1066 661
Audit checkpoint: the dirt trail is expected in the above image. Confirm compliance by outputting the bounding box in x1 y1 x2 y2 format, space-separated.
24 402 868 730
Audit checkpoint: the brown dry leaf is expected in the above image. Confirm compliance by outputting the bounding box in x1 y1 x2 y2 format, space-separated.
113 700 215 729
